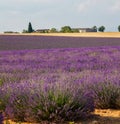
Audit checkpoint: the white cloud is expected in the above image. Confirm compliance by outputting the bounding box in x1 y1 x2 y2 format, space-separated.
77 0 97 12
0 0 120 32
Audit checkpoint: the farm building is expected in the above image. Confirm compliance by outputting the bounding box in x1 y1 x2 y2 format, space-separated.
72 28 97 33
36 29 50 33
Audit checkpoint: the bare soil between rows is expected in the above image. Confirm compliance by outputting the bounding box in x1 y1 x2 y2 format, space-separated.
4 109 120 124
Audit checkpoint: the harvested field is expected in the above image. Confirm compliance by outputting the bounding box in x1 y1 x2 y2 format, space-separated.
37 32 120 38
0 35 120 50
2 32 120 38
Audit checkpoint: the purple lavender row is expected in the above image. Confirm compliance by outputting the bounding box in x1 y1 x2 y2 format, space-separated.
0 35 120 50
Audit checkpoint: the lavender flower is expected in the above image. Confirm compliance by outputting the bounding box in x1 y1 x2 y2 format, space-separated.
0 46 120 122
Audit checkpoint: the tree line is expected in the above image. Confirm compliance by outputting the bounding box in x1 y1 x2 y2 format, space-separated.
4 22 120 33
23 22 104 33
24 22 120 33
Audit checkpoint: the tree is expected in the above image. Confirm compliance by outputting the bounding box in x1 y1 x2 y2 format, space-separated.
118 25 120 32
98 26 105 32
92 26 97 32
72 28 79 33
28 22 33 33
60 26 72 33
22 29 28 33
50 28 57 33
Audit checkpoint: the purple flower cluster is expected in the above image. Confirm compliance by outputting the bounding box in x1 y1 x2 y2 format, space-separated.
1 81 94 122
0 46 120 122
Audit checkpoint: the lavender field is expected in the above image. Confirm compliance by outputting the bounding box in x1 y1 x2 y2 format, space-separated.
1 35 120 50
0 45 120 123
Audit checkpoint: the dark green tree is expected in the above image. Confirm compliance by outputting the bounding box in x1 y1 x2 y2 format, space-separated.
60 26 72 33
98 26 105 32
118 25 120 32
92 26 97 32
28 22 33 33
72 28 79 33
50 28 57 33
22 29 28 33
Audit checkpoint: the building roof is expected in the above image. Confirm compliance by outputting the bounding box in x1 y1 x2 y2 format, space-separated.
72 28 93 30
36 29 50 31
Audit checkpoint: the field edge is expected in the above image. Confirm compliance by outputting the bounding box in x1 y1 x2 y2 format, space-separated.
1 32 120 38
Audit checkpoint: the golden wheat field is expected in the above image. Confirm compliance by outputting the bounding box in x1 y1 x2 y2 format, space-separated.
1 32 120 38
31 32 120 38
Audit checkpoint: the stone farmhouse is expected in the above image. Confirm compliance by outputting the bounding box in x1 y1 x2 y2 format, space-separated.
35 27 97 33
36 29 50 33
72 28 97 33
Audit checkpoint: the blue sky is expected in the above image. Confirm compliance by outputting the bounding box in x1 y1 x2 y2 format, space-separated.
0 0 120 32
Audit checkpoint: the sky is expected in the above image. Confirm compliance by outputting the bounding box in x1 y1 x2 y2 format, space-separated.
0 0 120 32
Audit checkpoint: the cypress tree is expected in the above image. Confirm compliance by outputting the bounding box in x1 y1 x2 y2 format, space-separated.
28 22 33 33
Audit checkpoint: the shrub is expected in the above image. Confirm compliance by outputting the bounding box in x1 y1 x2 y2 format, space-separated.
26 87 94 122
91 81 120 109
4 81 94 123
5 82 34 122
0 83 14 111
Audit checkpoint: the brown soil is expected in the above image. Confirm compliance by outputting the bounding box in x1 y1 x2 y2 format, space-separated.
4 109 120 124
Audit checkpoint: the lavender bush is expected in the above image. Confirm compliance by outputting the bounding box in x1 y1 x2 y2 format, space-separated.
0 46 120 122
90 81 120 109
3 81 94 122
0 83 14 111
